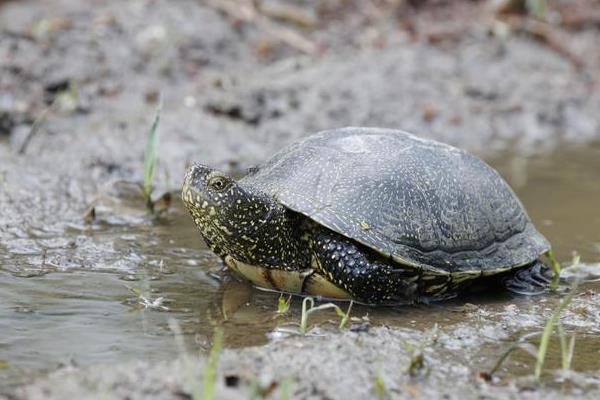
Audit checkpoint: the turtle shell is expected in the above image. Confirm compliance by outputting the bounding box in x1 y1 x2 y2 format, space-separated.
240 127 550 275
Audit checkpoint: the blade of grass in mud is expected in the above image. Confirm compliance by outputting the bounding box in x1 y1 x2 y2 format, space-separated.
557 322 576 372
526 0 548 19
168 319 202 400
337 301 353 330
535 285 577 381
373 371 386 400
299 297 353 335
279 374 293 400
545 249 562 289
19 80 80 155
203 328 224 400
486 341 538 377
277 294 292 315
143 100 162 208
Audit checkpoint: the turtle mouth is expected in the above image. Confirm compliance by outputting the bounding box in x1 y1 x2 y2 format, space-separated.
181 163 215 205
181 185 206 212
181 167 212 211
184 196 228 249
181 180 231 247
181 178 213 225
181 169 199 205
181 186 214 227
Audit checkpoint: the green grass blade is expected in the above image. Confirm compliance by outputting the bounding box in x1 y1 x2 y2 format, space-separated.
374 371 386 400
557 321 576 372
169 318 202 400
557 323 568 371
203 328 224 400
526 0 548 19
143 100 162 204
545 249 561 275
545 249 562 289
535 285 577 381
299 298 353 334
300 297 314 334
277 294 292 315
488 342 538 377
566 334 576 371
338 301 353 330
280 374 293 400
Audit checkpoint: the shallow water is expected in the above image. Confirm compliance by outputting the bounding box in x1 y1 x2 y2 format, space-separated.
1 143 600 389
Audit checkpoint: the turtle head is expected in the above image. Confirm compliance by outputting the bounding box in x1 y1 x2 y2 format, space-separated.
182 164 277 260
182 163 273 239
182 163 244 215
182 163 310 270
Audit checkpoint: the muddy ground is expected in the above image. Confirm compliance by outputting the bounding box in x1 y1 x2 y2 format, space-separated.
1 0 600 398
9 285 600 400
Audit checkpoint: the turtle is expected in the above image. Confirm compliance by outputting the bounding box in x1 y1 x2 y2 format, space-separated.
181 127 556 305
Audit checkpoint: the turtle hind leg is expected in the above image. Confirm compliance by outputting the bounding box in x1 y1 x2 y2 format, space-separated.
502 260 552 295
312 228 419 305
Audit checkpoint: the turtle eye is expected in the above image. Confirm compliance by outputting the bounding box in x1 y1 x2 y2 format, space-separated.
207 175 230 192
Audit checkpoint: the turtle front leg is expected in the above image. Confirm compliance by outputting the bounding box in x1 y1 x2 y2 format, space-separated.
311 228 419 305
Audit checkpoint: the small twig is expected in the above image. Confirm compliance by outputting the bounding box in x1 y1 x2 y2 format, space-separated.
206 0 317 54
1 28 35 41
487 339 538 377
19 81 80 154
501 16 585 71
560 7 600 31
258 2 317 29
18 107 52 154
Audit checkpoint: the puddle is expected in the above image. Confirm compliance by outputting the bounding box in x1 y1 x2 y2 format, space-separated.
1 143 600 389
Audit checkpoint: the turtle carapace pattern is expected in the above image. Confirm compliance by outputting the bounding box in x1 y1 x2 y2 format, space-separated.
182 127 552 305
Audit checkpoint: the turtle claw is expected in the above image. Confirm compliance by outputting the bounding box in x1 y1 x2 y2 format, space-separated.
502 260 552 295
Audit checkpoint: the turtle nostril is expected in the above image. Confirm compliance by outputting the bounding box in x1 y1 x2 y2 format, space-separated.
185 165 204 187
187 164 213 185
